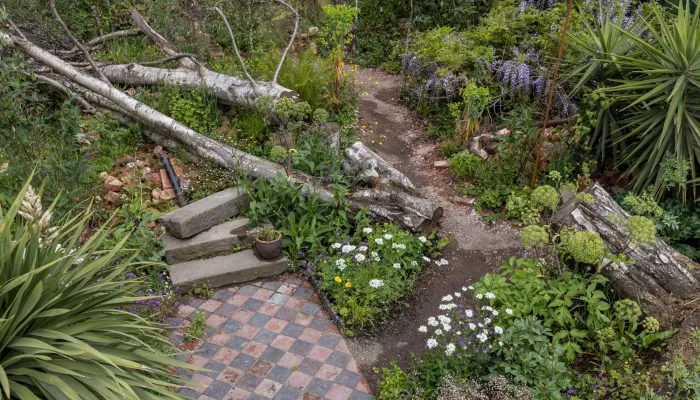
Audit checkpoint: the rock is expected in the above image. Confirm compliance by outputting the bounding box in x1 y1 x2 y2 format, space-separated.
150 172 162 184
153 145 164 156
452 196 476 206
151 188 161 200
104 191 122 205
493 128 511 137
160 169 173 190
168 249 289 290
160 189 176 200
135 160 145 168
105 178 125 192
433 160 450 169
143 166 152 175
158 187 250 238
469 136 489 160
162 219 252 264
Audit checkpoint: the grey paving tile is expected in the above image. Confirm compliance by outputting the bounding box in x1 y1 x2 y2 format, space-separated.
230 353 256 371
288 340 314 356
238 285 260 296
336 369 362 389
214 303 238 318
281 323 304 338
253 329 278 345
325 351 351 368
259 346 286 363
212 290 233 302
201 360 227 379
273 385 302 400
300 302 321 315
266 365 293 384
203 380 232 399
305 377 332 397
236 373 264 392
269 293 291 306
242 298 265 312
297 358 323 376
248 313 272 327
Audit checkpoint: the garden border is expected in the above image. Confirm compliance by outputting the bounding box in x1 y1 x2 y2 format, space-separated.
308 273 346 335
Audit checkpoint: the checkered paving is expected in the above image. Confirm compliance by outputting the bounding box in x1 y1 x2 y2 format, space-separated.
170 276 373 400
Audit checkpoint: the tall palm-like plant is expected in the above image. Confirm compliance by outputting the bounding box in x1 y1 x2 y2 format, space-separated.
609 1 700 198
0 179 188 399
566 0 638 164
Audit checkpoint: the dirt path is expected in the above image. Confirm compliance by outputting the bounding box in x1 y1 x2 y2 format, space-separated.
346 68 522 390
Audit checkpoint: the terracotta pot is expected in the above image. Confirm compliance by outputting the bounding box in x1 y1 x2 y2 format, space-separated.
255 231 283 259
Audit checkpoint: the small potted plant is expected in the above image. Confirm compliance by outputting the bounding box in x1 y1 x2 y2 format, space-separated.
254 227 283 259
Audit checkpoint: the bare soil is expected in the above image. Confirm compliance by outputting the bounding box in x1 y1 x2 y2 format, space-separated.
347 68 523 390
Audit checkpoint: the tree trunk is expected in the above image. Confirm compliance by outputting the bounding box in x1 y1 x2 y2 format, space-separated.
344 141 420 195
1 33 442 232
99 63 294 107
551 182 699 325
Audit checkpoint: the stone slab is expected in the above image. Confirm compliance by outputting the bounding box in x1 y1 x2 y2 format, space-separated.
159 187 250 238
169 249 289 290
163 218 253 264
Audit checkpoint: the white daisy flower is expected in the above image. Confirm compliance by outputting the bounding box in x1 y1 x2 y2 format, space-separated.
445 343 456 356
371 251 379 257
494 326 504 334
369 279 384 288
468 323 476 330
434 329 443 336
484 318 491 324
358 246 368 252
505 308 513 315
332 243 342 249
426 338 438 349
499 341 504 346
442 295 453 302
438 315 451 324
418 325 428 333
363 227 373 234
439 303 456 310
465 309 473 318
422 256 431 262
411 261 418 266
492 310 499 316
442 323 451 331
375 238 384 245
427 317 439 327
342 245 356 253
475 294 483 300
418 236 427 243
454 292 461 298
384 234 393 240
477 332 488 342
355 254 366 262
485 292 495 299
393 263 401 269
468 286 474 290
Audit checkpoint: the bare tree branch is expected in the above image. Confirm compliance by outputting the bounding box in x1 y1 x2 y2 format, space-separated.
5 13 27 40
138 53 199 66
272 0 299 84
49 0 111 84
209 6 256 88
23 71 96 112
91 6 105 37
130 9 199 70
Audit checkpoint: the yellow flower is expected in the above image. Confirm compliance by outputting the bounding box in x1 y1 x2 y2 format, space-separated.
334 276 342 283
345 281 352 288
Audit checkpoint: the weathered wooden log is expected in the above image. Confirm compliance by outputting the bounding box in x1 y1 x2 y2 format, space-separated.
344 141 420 195
0 35 441 232
551 182 699 325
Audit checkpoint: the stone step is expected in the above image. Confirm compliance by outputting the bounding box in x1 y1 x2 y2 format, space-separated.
162 218 253 264
159 187 249 239
168 249 289 290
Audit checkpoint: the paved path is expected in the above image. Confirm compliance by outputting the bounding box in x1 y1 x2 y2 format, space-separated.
170 276 373 400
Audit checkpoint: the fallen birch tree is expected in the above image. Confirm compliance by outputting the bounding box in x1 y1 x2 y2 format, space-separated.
0 7 442 231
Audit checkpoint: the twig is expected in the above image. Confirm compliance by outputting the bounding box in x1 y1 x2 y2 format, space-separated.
49 0 111 84
531 0 574 186
138 53 199 66
24 71 96 113
91 6 104 36
209 6 256 87
6 14 27 40
272 0 299 84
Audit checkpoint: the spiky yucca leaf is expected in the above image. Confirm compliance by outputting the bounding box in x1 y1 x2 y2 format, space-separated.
0 178 189 399
608 1 700 198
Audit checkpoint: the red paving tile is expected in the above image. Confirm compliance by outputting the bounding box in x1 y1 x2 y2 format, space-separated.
199 299 223 312
173 276 372 399
326 383 354 400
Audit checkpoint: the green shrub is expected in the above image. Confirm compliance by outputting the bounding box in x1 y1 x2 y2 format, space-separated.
0 180 186 399
449 151 483 180
440 140 459 157
530 185 559 212
269 145 288 164
317 224 446 332
312 108 330 123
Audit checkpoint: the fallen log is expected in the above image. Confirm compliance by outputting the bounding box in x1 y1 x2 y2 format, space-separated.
551 182 699 325
344 141 420 195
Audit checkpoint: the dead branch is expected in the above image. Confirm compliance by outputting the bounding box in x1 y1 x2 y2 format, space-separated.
209 6 256 87
91 6 105 37
130 9 198 70
138 53 199 66
271 0 299 84
24 71 96 113
49 0 111 84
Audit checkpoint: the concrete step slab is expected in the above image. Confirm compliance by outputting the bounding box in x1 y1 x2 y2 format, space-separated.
169 249 289 290
159 187 249 238
163 218 253 264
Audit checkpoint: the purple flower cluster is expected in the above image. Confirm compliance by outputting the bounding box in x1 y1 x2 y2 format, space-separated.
401 52 422 77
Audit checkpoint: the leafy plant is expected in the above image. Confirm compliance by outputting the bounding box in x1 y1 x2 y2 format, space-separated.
185 311 207 342
254 226 280 241
0 179 187 399
449 150 484 179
